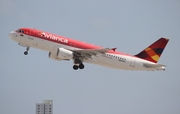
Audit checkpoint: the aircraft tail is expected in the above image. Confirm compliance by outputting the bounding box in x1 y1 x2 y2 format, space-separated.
135 38 169 63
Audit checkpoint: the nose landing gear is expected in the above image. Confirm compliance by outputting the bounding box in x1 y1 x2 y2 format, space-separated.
24 47 30 55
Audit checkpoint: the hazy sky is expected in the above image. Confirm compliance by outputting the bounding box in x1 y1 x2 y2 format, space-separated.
0 0 180 114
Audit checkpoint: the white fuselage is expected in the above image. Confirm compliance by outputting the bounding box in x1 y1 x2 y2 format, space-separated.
9 31 165 71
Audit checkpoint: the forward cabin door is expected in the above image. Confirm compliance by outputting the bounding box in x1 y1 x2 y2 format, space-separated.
29 30 38 47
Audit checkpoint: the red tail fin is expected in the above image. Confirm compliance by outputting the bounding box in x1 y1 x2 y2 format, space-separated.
135 38 169 63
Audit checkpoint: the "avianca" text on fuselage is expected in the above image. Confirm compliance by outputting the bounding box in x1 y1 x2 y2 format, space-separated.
40 32 68 44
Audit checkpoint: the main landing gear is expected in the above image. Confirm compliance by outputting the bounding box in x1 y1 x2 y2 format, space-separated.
73 63 85 70
24 47 30 55
73 59 85 70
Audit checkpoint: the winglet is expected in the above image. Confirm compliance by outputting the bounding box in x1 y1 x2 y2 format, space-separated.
112 48 117 52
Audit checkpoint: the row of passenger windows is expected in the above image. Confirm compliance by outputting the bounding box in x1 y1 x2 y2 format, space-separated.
37 111 51 112
37 108 51 109
37 105 52 107
106 53 126 60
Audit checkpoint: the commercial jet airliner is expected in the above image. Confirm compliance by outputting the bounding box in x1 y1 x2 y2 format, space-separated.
9 28 169 71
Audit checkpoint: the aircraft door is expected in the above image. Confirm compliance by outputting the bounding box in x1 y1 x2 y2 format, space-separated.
130 59 135 67
29 30 38 47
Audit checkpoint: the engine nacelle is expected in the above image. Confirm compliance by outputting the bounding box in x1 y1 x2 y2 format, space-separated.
57 48 73 59
49 52 62 61
48 48 73 60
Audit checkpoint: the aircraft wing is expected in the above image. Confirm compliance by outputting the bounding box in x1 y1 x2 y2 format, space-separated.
72 48 114 59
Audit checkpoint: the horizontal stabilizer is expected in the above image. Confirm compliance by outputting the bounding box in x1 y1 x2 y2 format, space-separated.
143 63 165 68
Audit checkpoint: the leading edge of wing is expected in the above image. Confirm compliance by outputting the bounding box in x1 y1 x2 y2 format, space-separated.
74 48 115 54
73 48 115 57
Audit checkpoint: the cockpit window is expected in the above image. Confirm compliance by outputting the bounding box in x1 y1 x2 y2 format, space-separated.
16 29 24 33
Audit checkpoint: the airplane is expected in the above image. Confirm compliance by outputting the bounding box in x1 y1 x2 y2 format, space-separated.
9 28 169 71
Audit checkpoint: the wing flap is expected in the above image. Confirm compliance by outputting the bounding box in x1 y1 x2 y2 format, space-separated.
73 48 114 59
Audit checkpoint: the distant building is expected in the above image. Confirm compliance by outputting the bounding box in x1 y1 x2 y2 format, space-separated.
36 100 53 114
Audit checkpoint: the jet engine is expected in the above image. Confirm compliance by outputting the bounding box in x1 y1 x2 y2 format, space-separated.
48 48 73 60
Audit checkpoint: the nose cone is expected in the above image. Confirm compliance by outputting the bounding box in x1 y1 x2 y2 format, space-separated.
9 31 14 39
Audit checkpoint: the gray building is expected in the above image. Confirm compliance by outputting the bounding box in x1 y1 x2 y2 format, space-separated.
36 100 53 114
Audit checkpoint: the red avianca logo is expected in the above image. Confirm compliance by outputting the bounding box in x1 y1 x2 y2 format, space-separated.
39 32 68 44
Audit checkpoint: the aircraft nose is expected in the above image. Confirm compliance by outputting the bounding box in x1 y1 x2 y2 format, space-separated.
9 31 14 39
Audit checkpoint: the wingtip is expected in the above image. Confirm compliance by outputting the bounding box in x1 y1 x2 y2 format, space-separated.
112 48 117 52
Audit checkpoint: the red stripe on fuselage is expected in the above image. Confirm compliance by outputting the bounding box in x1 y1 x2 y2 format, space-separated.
18 28 132 57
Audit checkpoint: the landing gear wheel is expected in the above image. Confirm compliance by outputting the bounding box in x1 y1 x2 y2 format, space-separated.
79 64 84 69
73 65 79 70
24 51 28 55
24 47 29 55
